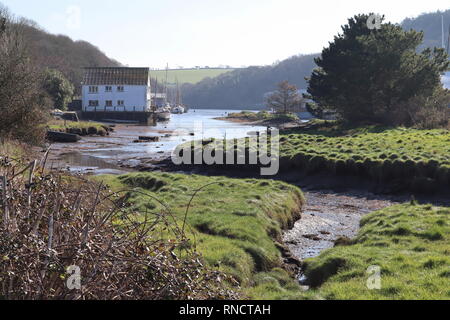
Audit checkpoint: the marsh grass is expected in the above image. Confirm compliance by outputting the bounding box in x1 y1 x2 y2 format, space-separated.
47 120 109 136
228 111 299 122
98 172 307 299
279 122 450 191
301 204 450 300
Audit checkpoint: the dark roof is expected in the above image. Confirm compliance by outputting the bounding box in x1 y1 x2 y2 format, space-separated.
83 67 150 85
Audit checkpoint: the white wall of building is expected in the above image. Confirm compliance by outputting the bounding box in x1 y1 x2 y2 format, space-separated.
442 71 450 89
82 85 151 112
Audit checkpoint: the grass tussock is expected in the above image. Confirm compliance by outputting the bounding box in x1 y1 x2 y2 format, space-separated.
279 121 450 191
47 120 110 136
98 172 306 299
301 204 450 300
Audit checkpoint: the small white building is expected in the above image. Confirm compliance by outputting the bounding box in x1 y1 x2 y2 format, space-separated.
82 67 151 112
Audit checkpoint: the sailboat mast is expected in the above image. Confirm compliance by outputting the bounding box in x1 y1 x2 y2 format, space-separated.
154 77 158 108
176 78 180 106
164 63 169 105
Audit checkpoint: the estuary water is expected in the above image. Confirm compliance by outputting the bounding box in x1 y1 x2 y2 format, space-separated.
49 109 267 174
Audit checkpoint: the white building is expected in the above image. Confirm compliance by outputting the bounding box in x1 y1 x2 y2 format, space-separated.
82 67 151 112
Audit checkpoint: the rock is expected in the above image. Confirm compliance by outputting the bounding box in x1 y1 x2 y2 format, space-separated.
303 234 321 241
138 136 160 142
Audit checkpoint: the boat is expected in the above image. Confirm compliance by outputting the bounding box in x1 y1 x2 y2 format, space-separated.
171 80 186 114
172 105 185 114
156 105 171 121
153 77 171 122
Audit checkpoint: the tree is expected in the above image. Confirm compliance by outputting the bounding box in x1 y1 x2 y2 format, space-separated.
0 6 49 144
43 68 74 110
266 81 302 114
307 14 450 125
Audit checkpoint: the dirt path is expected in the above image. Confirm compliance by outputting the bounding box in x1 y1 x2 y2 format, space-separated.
283 190 403 260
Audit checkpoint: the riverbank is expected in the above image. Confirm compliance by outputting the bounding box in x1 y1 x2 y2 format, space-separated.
167 120 450 194
14 113 449 300
283 189 401 261
98 172 308 299
301 203 450 300
215 111 302 129
47 120 113 137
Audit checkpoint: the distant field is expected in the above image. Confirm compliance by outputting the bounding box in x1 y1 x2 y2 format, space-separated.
150 68 235 85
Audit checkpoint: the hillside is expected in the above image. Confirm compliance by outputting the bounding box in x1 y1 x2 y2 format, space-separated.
150 68 235 85
401 9 450 51
19 20 121 93
182 10 450 110
182 54 318 109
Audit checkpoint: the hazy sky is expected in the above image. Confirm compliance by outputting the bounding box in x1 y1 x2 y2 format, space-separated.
1 0 449 69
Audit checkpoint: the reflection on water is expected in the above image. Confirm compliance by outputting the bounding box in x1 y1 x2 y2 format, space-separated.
59 152 129 175
53 109 267 174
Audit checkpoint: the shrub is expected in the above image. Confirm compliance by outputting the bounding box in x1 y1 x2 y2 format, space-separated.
0 9 50 144
0 156 237 300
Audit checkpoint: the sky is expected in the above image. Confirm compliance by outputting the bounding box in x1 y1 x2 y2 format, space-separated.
1 0 449 69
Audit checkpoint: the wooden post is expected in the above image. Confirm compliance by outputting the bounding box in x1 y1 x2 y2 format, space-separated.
27 160 37 215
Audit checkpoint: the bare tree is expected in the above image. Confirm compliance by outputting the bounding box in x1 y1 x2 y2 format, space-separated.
0 6 49 144
266 81 302 114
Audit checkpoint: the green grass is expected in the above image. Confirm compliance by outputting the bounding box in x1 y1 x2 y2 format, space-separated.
48 120 109 136
228 111 299 122
98 172 306 299
279 122 450 190
151 68 235 85
301 204 450 300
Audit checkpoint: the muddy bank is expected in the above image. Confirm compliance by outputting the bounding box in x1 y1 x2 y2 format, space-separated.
215 116 303 130
283 190 400 261
44 110 269 174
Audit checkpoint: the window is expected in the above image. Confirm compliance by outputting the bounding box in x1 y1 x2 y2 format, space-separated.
88 100 99 107
105 86 112 92
117 100 124 106
89 86 98 94
117 86 124 92
105 100 113 107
